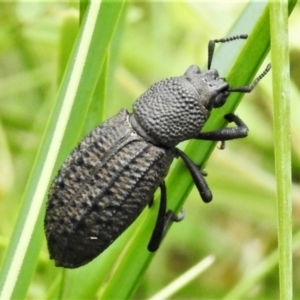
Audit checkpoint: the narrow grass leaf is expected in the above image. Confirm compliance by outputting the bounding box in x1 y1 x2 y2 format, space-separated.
0 1 125 299
270 0 293 299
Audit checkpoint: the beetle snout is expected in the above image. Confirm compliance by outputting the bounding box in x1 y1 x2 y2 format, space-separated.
208 80 228 92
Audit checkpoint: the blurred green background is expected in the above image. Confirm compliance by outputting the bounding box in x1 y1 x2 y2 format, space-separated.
0 1 299 299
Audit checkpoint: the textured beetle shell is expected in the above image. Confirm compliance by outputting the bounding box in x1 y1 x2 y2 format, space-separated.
133 76 210 148
45 109 175 268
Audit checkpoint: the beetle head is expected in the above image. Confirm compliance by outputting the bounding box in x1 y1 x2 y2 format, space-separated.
184 65 229 111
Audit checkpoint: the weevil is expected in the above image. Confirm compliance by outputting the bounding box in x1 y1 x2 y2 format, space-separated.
45 35 271 268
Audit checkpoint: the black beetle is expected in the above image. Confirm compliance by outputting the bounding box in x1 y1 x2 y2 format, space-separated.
45 35 271 268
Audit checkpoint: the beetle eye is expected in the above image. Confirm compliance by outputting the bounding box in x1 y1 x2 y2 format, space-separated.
213 92 228 108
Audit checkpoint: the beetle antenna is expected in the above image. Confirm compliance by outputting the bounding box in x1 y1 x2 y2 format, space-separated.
228 63 271 93
208 34 248 70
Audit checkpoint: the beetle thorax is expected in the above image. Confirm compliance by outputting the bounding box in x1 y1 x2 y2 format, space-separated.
131 76 210 148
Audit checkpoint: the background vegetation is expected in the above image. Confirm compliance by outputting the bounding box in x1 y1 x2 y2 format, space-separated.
0 1 299 299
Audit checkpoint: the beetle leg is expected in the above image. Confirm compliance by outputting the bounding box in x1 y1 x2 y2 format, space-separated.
147 182 184 252
194 113 248 141
175 148 212 203
148 182 168 252
201 169 208 176
148 197 154 208
218 140 226 150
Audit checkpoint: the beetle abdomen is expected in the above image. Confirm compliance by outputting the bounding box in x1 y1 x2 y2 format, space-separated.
45 109 174 268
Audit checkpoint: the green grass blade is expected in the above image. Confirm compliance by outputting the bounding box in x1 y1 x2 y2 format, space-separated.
58 11 78 84
148 256 215 300
270 0 293 299
0 2 125 299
